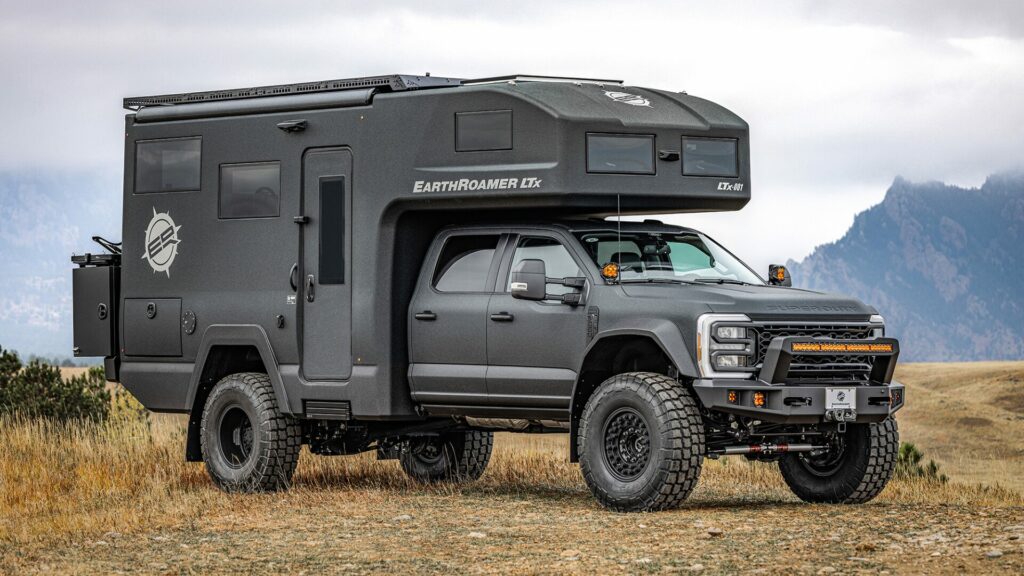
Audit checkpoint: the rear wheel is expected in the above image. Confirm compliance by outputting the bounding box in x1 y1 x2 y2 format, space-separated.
399 430 493 483
200 372 301 492
578 372 705 512
779 418 899 503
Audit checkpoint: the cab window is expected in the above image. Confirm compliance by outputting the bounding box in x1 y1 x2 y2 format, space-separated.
433 235 500 292
507 237 580 296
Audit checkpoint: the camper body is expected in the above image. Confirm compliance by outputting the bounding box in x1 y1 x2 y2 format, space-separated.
72 75 904 511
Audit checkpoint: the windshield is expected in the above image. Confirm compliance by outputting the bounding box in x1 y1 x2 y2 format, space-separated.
574 230 764 285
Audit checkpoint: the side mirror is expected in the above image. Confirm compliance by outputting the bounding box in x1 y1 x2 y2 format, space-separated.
510 259 547 300
768 264 792 287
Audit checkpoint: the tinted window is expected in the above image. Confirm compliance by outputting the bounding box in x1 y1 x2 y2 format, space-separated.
319 177 345 284
587 134 655 174
135 137 201 193
682 137 739 177
508 237 581 296
456 110 512 152
434 235 500 292
219 162 280 219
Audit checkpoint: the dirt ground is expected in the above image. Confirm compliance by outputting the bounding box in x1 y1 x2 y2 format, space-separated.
2 362 1021 575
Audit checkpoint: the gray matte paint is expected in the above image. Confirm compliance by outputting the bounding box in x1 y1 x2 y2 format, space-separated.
91 76 889 427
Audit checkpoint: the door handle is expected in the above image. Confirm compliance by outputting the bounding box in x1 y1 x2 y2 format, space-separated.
414 311 437 321
490 312 514 322
305 274 315 303
289 263 299 292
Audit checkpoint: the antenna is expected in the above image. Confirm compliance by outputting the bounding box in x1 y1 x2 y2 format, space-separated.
616 193 622 274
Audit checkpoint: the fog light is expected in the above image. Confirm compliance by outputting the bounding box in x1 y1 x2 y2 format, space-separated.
727 390 739 404
716 326 747 340
753 392 766 408
715 354 747 368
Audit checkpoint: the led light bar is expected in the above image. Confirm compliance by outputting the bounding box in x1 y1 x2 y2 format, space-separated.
792 342 894 353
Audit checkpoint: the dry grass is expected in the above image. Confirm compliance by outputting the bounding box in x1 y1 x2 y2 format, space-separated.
2 363 1023 574
895 361 1024 492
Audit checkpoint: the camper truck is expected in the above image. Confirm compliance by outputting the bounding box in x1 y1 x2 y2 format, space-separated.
71 74 904 511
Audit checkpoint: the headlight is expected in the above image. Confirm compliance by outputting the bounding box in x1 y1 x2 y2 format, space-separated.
714 354 747 368
696 314 754 379
716 326 747 339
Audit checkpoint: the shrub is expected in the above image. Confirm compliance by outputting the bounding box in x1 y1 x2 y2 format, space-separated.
896 441 948 483
0 346 110 422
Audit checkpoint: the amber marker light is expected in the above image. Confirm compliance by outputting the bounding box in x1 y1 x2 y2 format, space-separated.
775 266 786 282
753 392 766 408
601 262 620 280
727 390 738 404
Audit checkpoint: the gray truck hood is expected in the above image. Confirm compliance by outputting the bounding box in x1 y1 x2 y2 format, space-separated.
619 283 877 320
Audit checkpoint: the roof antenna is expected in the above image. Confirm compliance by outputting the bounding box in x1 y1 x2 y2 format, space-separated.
616 192 622 274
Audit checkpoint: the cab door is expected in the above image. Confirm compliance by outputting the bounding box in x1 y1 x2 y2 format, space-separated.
300 148 353 381
485 233 590 411
407 232 507 406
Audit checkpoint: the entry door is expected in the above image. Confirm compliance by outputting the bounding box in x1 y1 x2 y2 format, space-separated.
407 233 505 405
486 234 589 409
301 149 353 381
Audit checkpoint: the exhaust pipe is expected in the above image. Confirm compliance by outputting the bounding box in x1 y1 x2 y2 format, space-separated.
710 443 827 457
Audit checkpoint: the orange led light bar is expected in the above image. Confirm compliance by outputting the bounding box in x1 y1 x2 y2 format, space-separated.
792 342 893 353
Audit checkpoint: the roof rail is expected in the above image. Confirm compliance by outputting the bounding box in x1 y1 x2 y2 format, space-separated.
462 74 623 86
123 74 462 111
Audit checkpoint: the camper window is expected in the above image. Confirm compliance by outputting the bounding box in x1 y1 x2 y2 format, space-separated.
455 110 513 152
682 137 738 177
135 137 201 194
586 133 655 174
219 162 281 219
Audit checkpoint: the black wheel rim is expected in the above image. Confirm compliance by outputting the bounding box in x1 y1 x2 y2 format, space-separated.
602 407 652 481
411 437 444 465
797 432 847 477
218 405 254 469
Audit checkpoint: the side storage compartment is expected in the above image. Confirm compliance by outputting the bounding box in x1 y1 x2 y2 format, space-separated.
72 256 120 359
123 298 182 357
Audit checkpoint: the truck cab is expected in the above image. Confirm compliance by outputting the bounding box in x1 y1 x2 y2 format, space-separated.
71 74 903 511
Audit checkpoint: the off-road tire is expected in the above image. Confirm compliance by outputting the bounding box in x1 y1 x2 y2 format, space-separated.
200 372 301 492
578 372 705 512
399 430 493 483
779 418 899 504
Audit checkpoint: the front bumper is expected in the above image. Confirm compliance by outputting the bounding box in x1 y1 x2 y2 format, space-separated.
693 336 905 424
692 379 905 424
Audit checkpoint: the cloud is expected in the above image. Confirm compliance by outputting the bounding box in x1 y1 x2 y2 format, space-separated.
0 0 1021 315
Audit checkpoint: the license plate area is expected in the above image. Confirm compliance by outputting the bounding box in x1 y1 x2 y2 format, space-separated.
826 387 856 410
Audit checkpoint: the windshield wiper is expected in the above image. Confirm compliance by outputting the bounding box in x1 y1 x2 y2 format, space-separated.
692 278 756 286
620 278 697 285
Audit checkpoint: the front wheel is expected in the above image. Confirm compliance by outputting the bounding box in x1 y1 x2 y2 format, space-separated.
399 430 493 483
778 418 899 503
578 372 705 512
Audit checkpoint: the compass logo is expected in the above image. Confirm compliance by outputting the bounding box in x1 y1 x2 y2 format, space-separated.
604 91 651 107
142 208 181 277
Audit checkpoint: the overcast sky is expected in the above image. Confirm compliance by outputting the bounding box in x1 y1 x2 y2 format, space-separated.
2 0 1022 272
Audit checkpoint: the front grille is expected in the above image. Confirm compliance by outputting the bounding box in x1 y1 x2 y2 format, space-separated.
754 323 875 380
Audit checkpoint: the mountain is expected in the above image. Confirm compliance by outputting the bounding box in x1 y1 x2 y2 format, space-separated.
0 170 121 359
788 172 1024 361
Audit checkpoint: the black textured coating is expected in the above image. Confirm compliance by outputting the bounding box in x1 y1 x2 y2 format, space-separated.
400 430 494 484
200 372 301 492
778 418 899 504
578 372 705 512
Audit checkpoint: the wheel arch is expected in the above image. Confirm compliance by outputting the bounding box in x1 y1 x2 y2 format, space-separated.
184 325 290 461
568 323 698 462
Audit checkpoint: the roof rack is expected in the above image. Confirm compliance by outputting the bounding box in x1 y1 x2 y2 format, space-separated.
123 74 462 111
462 74 623 86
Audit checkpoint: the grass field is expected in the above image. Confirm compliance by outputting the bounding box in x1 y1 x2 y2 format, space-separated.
1 363 1022 574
